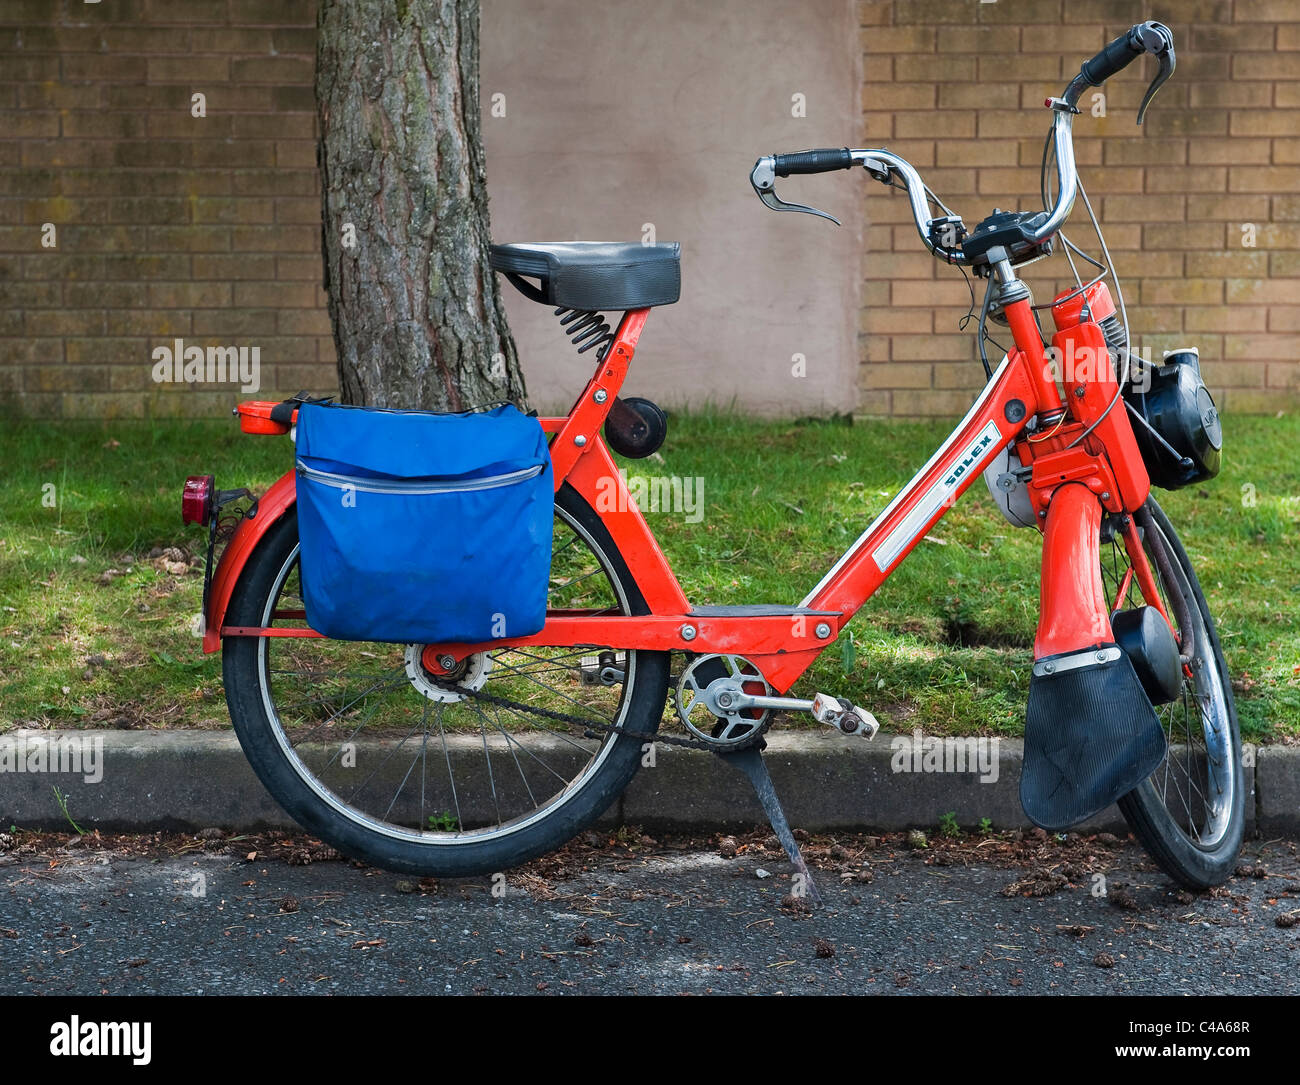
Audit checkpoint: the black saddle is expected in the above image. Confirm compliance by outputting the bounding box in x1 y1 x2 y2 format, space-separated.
490 241 681 311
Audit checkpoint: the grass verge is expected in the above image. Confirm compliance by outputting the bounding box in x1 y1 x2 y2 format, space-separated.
0 411 1295 740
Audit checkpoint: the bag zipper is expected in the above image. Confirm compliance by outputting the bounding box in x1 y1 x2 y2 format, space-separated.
295 461 544 496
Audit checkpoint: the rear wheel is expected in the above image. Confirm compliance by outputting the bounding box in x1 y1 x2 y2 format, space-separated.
1101 497 1244 889
222 484 669 877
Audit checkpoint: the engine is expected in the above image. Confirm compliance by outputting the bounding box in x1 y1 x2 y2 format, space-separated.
1049 281 1222 492
1123 347 1222 491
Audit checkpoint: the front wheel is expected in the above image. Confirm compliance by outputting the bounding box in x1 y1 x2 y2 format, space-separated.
221 483 670 877
1102 497 1245 889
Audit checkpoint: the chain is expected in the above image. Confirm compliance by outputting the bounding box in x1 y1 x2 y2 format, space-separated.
432 671 769 752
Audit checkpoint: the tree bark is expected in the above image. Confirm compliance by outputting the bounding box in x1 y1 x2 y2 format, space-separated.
316 0 526 411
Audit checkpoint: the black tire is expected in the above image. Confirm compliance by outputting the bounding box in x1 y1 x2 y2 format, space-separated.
222 484 670 877
1110 498 1244 889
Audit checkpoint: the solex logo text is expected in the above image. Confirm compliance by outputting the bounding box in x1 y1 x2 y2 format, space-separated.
944 431 996 488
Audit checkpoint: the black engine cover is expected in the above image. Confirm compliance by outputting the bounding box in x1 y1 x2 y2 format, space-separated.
1124 348 1222 490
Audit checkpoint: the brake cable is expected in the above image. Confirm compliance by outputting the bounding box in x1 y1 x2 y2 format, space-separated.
1068 181 1131 444
919 179 1010 382
1035 123 1136 451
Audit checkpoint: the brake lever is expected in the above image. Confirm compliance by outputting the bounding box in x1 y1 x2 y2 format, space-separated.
750 157 840 226
1135 21 1176 125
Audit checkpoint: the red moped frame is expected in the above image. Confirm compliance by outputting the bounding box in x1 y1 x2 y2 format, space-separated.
207 284 1167 694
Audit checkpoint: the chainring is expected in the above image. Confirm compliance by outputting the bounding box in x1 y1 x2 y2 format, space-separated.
675 654 774 748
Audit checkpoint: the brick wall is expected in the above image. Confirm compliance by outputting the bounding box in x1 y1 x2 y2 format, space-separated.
0 0 333 418
857 0 1300 417
1 0 1295 418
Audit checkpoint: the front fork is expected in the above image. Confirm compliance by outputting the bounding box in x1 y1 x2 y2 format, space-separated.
990 258 1177 828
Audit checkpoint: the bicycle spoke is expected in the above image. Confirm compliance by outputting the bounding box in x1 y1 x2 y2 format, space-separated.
248 501 648 850
433 703 463 833
419 701 430 831
345 717 425 807
476 703 503 827
1100 507 1235 853
386 707 430 823
276 673 406 725
280 672 407 749
508 666 618 723
473 706 543 805
320 697 394 773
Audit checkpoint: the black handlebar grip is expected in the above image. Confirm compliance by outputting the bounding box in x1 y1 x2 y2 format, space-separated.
772 147 853 177
1080 28 1142 84
1080 21 1165 85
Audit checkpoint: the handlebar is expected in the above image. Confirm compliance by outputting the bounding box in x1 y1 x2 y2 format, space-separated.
1028 109 1080 245
751 22 1176 266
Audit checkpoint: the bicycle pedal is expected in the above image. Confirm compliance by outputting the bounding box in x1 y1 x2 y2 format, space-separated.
811 693 879 739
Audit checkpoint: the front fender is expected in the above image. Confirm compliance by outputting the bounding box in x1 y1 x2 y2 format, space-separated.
202 469 297 653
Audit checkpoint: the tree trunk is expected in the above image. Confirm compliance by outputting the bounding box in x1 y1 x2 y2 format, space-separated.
316 0 526 411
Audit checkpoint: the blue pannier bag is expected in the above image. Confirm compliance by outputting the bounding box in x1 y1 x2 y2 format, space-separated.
294 401 553 644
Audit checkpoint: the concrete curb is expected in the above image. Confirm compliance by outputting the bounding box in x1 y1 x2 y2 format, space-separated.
1256 745 1300 835
0 729 1288 835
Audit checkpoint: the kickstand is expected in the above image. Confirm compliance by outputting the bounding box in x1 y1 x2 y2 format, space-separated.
716 740 822 906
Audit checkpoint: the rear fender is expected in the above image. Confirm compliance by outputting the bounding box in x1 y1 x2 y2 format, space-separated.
202 469 297 653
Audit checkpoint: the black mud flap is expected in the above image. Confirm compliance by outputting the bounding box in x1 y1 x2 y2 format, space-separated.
1020 646 1167 832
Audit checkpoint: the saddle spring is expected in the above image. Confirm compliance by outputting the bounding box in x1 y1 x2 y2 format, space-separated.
554 307 614 360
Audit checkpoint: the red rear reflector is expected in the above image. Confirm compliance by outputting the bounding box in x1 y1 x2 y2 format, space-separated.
182 475 215 526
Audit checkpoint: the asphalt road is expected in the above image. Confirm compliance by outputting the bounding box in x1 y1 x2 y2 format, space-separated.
2 831 1298 996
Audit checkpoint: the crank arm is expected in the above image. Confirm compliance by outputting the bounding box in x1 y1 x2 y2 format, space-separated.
726 692 816 714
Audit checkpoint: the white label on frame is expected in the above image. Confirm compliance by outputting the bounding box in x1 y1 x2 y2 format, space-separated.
872 421 1002 572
